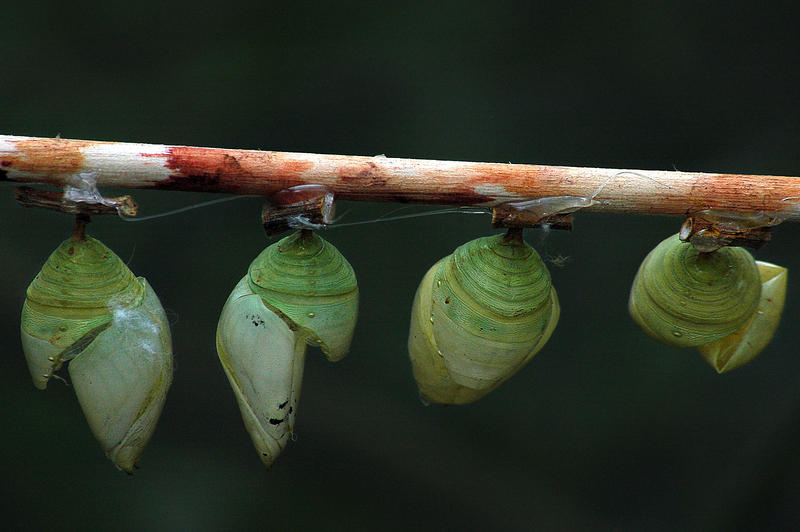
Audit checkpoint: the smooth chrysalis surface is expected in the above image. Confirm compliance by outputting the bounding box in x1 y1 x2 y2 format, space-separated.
697 261 787 373
216 277 305 467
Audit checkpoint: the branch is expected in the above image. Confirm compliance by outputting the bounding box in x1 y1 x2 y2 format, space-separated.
2 134 799 220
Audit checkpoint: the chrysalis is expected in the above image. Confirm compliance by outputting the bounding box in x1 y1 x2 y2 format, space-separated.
629 233 787 372
21 235 173 473
216 230 358 467
408 230 559 404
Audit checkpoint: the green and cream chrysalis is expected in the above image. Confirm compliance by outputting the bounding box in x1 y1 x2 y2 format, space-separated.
629 233 787 373
216 230 358 468
408 230 559 405
21 235 173 473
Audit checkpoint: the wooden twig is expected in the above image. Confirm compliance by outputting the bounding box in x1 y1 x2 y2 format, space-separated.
2 135 799 221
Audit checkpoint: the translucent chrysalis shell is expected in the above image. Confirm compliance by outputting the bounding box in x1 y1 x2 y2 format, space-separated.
21 236 173 473
408 231 559 405
216 230 358 468
629 233 787 372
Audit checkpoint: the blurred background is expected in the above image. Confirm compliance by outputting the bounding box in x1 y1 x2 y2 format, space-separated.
2 1 800 530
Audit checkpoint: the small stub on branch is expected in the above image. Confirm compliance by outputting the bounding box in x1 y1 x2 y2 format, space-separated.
679 210 776 252
15 186 138 217
491 204 573 231
262 184 335 236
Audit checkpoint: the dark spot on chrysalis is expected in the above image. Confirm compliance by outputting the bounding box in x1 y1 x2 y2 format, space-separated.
246 313 266 327
268 417 285 425
278 400 288 409
445 297 450 304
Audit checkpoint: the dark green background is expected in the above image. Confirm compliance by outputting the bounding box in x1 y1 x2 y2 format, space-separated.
2 2 800 530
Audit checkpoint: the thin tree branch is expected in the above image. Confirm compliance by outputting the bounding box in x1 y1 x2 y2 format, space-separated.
2 134 799 220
